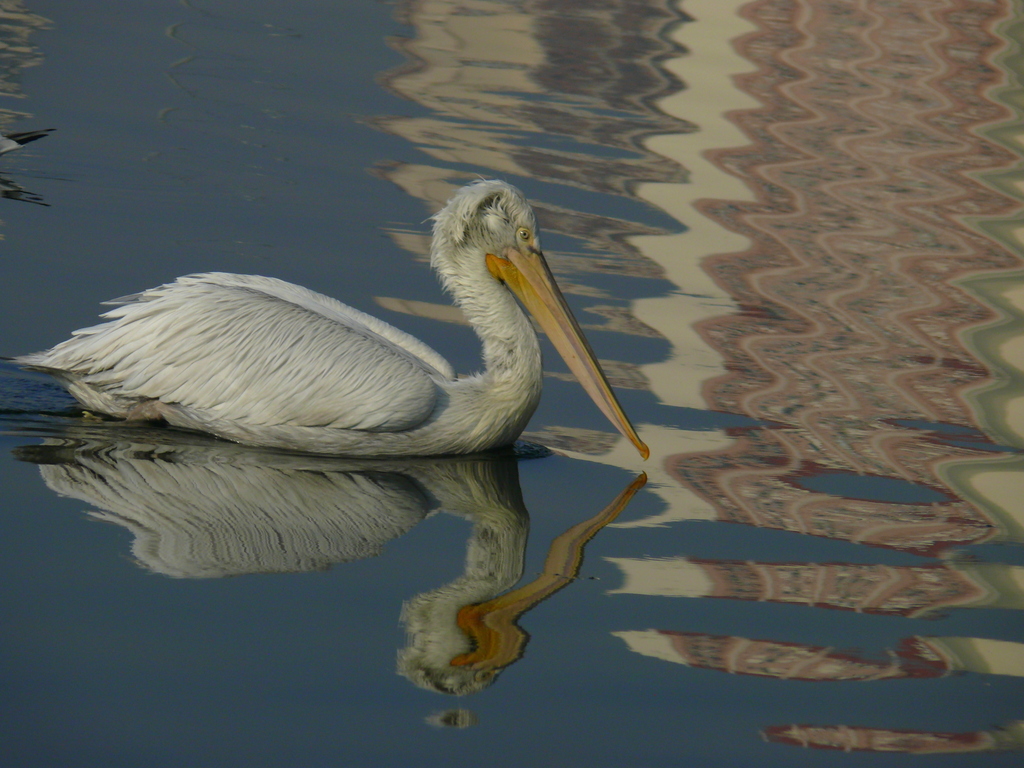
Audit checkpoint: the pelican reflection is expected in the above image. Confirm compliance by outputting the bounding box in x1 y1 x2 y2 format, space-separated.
15 428 644 693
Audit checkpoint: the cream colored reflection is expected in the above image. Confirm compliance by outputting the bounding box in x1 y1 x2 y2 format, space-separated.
520 424 732 527
614 630 1024 681
377 1 542 177
376 1 683 195
942 452 1024 541
944 271 1024 539
383 1 542 131
19 429 643 694
631 0 756 411
764 720 1024 755
604 555 1024 616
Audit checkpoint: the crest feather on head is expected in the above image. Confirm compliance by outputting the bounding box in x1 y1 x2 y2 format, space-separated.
432 180 535 247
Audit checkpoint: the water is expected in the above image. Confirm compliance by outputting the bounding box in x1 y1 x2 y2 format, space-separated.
1 1 1023 765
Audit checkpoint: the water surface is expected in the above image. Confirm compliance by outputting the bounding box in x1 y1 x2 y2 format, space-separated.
1 1 1023 766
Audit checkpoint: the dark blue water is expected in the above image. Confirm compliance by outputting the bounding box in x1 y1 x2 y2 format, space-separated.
1 2 1021 767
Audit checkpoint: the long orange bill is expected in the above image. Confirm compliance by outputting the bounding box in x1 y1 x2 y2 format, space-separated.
487 247 650 460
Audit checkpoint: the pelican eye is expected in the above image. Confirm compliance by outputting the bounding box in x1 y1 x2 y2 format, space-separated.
516 227 531 242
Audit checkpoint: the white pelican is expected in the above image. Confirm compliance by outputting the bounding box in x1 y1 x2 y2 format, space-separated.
0 128 54 156
17 180 648 458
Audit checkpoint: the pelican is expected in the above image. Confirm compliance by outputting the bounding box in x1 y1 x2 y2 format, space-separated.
0 128 54 156
16 180 648 458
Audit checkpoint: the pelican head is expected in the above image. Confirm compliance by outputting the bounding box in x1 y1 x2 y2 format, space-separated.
428 180 540 317
432 180 649 459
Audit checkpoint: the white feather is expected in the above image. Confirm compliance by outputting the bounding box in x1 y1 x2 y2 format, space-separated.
17 181 554 456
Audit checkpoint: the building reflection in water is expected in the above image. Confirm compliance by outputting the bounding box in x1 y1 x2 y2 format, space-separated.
605 556 1024 616
15 427 643 696
366 0 1024 752
762 721 1024 755
614 630 1024 683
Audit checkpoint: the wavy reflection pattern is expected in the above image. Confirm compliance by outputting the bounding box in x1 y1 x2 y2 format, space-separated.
373 0 1024 753
763 722 1024 754
372 0 687 353
680 0 1024 545
614 629 1024 682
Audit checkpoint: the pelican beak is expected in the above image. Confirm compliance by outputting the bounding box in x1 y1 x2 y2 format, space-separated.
487 247 650 460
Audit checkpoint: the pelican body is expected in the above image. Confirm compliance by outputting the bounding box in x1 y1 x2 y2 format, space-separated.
17 181 647 458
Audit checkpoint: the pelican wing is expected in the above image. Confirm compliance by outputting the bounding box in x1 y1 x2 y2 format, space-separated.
22 273 453 432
